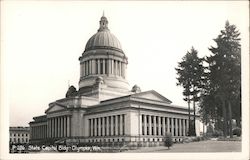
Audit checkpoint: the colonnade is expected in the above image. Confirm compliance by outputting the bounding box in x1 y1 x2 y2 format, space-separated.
47 116 71 138
81 59 126 78
31 125 47 139
141 115 189 137
88 114 125 137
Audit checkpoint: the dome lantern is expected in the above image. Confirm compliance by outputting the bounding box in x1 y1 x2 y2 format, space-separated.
98 11 109 32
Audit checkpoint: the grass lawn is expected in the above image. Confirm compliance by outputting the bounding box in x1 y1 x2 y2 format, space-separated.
125 140 241 153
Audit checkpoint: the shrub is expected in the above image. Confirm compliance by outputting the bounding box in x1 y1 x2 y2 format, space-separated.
164 133 173 149
212 130 223 137
233 128 241 137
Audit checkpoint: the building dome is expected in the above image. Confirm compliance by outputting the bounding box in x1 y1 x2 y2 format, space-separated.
78 13 129 98
84 14 123 53
85 31 122 52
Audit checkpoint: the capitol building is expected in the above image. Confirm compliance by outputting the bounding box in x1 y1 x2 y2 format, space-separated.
29 14 200 147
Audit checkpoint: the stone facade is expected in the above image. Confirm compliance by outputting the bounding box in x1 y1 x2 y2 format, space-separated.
9 127 30 144
29 14 200 147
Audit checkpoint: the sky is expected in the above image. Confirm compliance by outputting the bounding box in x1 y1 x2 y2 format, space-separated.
1 1 249 127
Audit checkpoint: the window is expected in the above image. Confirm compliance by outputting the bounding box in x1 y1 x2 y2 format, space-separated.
114 60 116 75
95 59 98 74
100 59 103 74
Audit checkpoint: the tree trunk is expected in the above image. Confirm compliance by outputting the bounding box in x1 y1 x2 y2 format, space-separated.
222 99 227 137
228 101 233 138
188 96 191 136
193 99 196 136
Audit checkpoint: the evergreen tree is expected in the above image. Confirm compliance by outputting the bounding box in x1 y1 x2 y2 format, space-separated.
203 21 241 137
176 47 204 136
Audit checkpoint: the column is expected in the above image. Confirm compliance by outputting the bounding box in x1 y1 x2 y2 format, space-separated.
42 125 45 138
51 118 54 138
89 60 92 75
47 119 50 138
119 115 123 135
183 119 186 136
106 117 109 136
103 59 105 74
158 116 161 136
125 63 127 78
186 119 189 136
58 117 60 137
49 119 52 138
82 62 85 77
39 126 41 139
175 118 178 136
67 116 70 137
179 119 182 136
115 115 119 135
153 116 156 135
97 59 100 74
148 115 152 135
63 116 66 137
171 118 174 136
55 118 57 138
167 117 170 133
111 60 114 75
110 116 114 136
60 116 63 137
143 115 147 136
108 59 111 75
93 118 96 136
115 60 118 75
162 117 166 136
139 114 142 135
102 117 105 136
92 59 96 74
121 62 124 78
117 61 120 76
119 61 122 76
98 118 101 136
57 117 60 138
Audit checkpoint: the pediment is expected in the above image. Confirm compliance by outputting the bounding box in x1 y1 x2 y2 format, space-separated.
45 103 66 113
132 90 172 103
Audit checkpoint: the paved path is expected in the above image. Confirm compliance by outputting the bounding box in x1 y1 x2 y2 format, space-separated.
125 140 241 152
